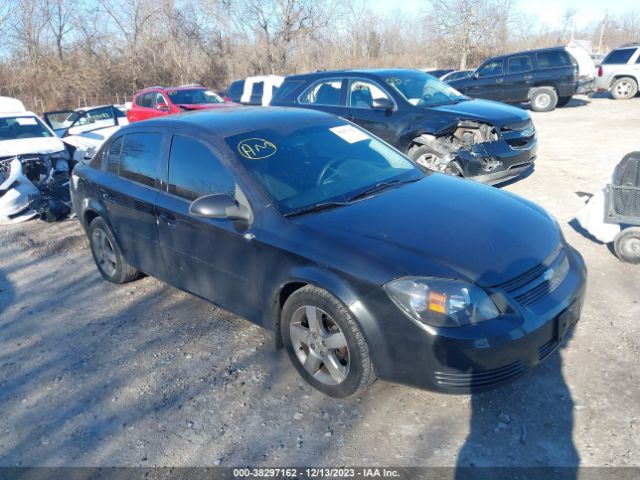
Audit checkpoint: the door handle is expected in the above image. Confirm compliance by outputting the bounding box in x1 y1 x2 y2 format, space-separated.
158 212 178 228
524 75 533 81
495 78 504 84
101 191 116 203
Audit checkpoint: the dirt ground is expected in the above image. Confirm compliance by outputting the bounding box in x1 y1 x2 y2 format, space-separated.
1 96 639 470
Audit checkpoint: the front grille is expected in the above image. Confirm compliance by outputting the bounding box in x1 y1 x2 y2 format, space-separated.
494 246 569 307
502 120 532 132
538 339 558 361
506 136 535 149
434 360 527 390
612 187 640 217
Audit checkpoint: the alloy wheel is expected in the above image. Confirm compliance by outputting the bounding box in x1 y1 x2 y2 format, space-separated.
289 305 350 385
92 228 117 277
615 81 633 98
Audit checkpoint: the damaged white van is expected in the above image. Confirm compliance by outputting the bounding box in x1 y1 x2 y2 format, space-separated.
0 96 71 224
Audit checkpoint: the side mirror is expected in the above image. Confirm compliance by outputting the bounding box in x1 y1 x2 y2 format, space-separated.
156 103 169 111
371 97 394 110
472 71 479 80
189 193 251 222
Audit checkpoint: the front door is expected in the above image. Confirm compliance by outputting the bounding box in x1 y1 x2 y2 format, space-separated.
340 78 399 145
465 59 506 101
156 133 257 318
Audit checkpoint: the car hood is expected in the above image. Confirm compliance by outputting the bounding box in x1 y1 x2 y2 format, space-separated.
177 102 239 110
0 136 66 158
429 98 530 128
292 174 560 287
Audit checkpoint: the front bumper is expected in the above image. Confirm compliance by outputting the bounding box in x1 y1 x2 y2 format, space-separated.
353 245 586 393
458 136 537 186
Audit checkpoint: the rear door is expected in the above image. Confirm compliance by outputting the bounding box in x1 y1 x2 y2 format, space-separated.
534 50 577 97
466 58 506 100
503 55 534 102
98 130 167 277
155 132 258 317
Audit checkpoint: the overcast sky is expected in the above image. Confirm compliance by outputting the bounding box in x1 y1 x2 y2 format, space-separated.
370 0 638 30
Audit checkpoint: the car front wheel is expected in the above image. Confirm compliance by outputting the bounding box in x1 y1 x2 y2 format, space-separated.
281 285 375 397
89 217 140 283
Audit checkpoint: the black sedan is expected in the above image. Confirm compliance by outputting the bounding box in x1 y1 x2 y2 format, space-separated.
70 108 586 397
270 69 537 185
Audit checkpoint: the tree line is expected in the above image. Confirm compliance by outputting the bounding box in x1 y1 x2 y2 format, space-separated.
0 0 638 111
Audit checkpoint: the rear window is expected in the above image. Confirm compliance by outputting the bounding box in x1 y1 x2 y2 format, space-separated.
602 48 636 65
119 132 162 187
272 80 304 102
536 50 572 69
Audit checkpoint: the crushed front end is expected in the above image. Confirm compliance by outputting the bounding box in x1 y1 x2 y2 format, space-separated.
416 118 537 185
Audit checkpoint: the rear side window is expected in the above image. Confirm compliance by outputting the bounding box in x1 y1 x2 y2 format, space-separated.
508 55 533 74
536 50 571 69
168 135 235 200
100 136 123 173
603 48 636 65
119 132 162 187
299 79 343 105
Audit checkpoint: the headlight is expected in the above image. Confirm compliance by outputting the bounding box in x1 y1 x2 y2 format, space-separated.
383 277 499 328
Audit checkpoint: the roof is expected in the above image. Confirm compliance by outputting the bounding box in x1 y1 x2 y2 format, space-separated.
283 68 427 80
137 85 208 94
122 107 338 138
0 96 27 114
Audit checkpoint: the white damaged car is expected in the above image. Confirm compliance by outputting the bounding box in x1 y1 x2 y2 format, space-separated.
43 105 128 165
0 96 72 224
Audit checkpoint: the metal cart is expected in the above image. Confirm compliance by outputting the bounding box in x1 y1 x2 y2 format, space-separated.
604 151 640 263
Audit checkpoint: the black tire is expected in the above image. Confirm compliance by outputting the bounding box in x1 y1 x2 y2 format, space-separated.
88 217 140 283
281 285 375 397
556 96 572 107
613 227 640 264
530 87 558 112
408 143 464 177
610 77 638 100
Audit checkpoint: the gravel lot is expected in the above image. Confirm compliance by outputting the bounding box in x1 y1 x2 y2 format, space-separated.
1 96 639 469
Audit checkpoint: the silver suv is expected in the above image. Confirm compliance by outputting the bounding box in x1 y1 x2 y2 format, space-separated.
595 44 640 100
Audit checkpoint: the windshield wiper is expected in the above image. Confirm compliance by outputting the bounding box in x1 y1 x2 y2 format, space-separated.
283 201 351 218
347 177 421 203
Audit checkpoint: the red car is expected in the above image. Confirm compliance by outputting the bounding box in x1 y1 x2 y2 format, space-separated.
127 85 238 123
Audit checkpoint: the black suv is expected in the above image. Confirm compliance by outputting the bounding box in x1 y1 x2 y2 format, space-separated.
271 69 537 185
448 47 579 112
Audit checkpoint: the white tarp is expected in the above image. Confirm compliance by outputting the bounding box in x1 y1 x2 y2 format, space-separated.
576 188 620 243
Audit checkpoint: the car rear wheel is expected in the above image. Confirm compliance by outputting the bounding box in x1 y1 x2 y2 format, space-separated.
556 96 572 107
281 285 375 397
530 87 558 112
613 227 640 264
89 217 140 283
611 77 638 100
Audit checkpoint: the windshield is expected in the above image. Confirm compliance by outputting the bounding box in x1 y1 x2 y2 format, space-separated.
384 71 468 107
225 120 423 214
167 89 225 105
0 116 53 140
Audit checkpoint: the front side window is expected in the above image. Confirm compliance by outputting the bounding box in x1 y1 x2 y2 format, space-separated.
385 71 467 107
119 132 162 187
103 136 123 173
508 55 533 74
0 115 53 140
168 135 235 200
477 60 504 77
536 51 571 69
167 89 225 105
347 80 390 107
299 79 343 106
225 119 422 214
